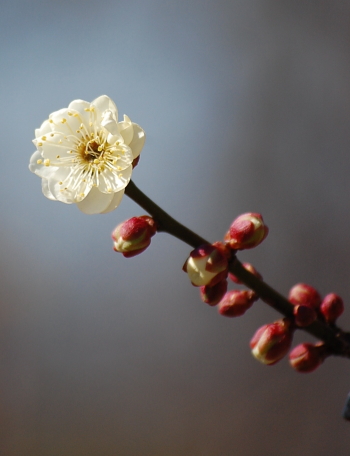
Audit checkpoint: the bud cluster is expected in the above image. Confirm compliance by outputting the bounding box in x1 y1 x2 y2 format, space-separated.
250 282 345 373
182 213 268 318
113 210 346 377
181 210 345 375
288 283 344 327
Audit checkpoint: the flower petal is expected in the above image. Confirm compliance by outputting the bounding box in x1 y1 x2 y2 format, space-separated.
49 108 89 138
118 115 134 145
76 186 114 214
100 189 125 214
35 120 52 138
29 150 58 179
101 110 119 135
91 95 118 123
48 167 75 204
128 123 145 159
36 132 74 162
97 165 132 194
68 99 91 126
68 168 94 201
109 143 134 170
42 178 57 201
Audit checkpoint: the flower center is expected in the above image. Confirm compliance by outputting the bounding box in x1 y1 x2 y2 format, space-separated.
79 136 105 164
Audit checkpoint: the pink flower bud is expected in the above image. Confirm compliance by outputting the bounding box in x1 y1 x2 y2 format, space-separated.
288 283 321 309
112 216 157 258
218 290 258 317
293 305 317 327
224 213 268 250
183 244 229 287
200 279 228 306
320 293 344 323
229 262 262 284
250 319 294 365
289 343 326 373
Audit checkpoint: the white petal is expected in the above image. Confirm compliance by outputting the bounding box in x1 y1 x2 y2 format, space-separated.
76 187 114 214
35 120 51 138
91 95 118 122
29 149 43 172
42 178 57 201
49 108 88 138
118 115 134 145
48 167 75 203
107 132 125 145
97 165 132 194
101 110 119 135
68 99 91 126
100 189 125 214
29 150 58 179
37 132 73 162
65 167 93 201
128 123 145 159
110 144 134 169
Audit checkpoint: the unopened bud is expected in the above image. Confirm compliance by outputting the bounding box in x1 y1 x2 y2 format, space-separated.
289 342 326 373
200 279 228 306
293 304 317 327
183 244 228 287
218 290 257 317
288 283 321 309
224 213 268 250
320 293 344 323
250 319 294 365
229 262 262 284
112 216 157 258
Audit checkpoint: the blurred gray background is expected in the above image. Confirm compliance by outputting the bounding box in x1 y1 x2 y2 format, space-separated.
1 0 350 454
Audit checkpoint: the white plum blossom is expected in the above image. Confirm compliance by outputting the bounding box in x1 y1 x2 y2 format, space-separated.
29 95 145 214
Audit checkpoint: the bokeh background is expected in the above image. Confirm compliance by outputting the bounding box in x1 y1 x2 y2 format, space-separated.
1 1 350 454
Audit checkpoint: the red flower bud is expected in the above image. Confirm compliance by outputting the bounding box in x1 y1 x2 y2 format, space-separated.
224 213 268 250
293 304 317 327
183 244 228 287
289 342 326 373
200 279 228 306
288 283 321 309
250 319 294 365
218 290 257 317
112 216 157 257
320 293 344 323
229 262 262 284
